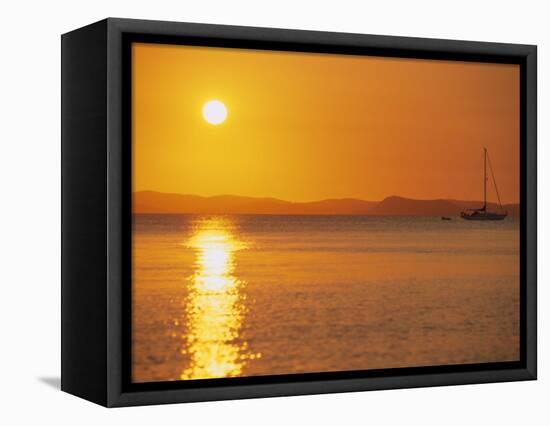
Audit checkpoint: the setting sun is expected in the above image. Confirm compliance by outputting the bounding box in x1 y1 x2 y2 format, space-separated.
202 100 227 125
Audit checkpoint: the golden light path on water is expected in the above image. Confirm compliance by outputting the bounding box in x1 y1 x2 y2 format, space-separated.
181 217 261 380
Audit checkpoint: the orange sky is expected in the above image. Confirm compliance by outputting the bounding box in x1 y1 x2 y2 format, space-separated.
132 43 519 203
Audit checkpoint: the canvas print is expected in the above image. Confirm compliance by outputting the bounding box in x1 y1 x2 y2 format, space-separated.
131 43 520 383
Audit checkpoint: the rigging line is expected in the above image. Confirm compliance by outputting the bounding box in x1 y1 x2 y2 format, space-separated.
486 151 504 210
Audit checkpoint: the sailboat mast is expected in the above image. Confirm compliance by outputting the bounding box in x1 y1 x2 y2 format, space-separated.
461 147 507 220
483 147 487 210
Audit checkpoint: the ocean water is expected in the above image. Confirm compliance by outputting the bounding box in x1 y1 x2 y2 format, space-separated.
132 214 520 383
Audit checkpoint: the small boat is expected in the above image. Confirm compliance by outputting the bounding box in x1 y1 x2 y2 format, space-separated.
461 148 507 221
441 216 452 221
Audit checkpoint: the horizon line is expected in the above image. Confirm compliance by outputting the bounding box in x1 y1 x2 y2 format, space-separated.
133 190 520 205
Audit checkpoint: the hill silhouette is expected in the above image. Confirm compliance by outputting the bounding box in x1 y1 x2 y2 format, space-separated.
133 191 519 216
371 196 457 216
133 191 376 215
371 196 518 216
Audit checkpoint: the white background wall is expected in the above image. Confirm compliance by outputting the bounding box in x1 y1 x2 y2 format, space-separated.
0 0 546 424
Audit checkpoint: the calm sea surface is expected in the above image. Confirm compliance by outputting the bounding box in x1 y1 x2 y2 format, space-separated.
132 214 520 382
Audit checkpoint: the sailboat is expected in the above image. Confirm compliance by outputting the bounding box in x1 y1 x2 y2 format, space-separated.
461 148 507 221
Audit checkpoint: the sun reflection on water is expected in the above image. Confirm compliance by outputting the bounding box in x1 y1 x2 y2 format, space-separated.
181 217 260 380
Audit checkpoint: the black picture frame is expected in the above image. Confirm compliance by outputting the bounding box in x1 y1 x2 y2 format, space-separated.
61 17 537 407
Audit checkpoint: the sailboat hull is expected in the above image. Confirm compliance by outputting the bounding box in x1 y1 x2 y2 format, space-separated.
461 212 507 221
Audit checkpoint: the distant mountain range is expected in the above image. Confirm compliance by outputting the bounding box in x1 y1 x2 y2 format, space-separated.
371 196 519 216
134 191 519 217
